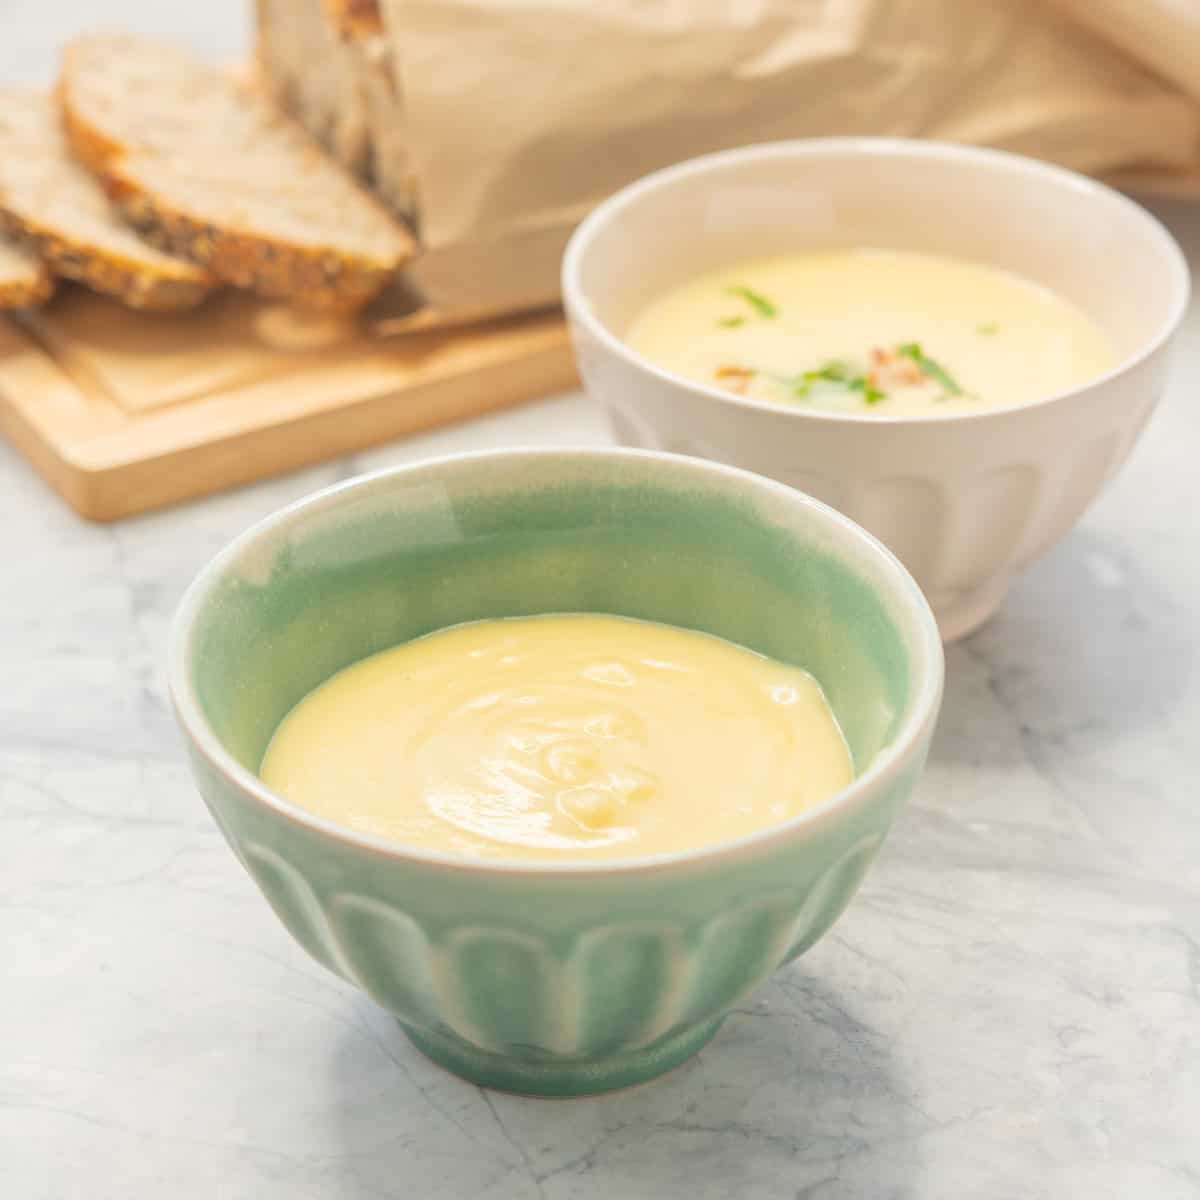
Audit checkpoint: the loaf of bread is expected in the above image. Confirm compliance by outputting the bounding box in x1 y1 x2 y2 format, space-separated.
0 234 54 309
256 0 371 177
324 0 384 40
60 34 416 311
0 90 216 311
347 16 415 222
258 0 415 222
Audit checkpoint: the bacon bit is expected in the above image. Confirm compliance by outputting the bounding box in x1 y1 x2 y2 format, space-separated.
714 364 755 394
867 346 890 390
868 346 894 389
868 346 922 388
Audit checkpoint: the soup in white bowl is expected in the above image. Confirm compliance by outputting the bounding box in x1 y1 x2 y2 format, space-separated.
626 248 1114 416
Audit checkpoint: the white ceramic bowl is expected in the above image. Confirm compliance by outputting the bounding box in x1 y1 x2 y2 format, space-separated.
562 139 1190 641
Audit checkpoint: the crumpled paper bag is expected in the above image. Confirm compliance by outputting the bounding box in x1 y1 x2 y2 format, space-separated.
375 0 1200 318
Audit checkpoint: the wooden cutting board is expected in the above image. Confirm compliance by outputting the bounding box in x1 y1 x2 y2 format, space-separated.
0 287 577 521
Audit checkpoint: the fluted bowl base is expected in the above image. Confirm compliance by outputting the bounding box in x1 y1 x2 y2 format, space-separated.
401 1016 725 1097
932 576 1010 643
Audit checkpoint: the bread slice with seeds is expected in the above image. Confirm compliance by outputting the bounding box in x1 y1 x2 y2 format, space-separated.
60 34 416 311
0 234 54 309
0 90 215 311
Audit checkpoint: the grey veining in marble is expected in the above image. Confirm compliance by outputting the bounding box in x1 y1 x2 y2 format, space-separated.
2 5 1200 1198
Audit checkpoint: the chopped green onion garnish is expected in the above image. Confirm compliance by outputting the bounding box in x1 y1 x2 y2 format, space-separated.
717 315 745 328
977 322 999 335
770 360 885 404
896 342 964 396
848 376 886 404
809 360 852 383
725 285 777 319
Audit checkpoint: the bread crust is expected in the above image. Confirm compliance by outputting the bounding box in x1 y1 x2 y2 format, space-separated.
56 76 122 178
105 160 397 312
324 0 384 40
0 210 212 311
0 239 54 309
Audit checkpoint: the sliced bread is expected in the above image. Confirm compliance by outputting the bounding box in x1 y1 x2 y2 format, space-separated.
0 90 216 311
0 234 54 309
60 34 416 311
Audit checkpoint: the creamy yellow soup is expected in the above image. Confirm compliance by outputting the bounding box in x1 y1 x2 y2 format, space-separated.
259 615 853 860
626 249 1115 415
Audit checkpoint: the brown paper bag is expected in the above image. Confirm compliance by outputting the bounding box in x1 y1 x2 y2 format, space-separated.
1050 0 1200 104
376 0 1200 316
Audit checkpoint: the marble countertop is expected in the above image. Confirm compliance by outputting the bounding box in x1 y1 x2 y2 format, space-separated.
4 7 1200 1198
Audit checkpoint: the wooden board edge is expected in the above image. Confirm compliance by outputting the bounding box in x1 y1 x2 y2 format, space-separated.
63 342 579 522
0 384 95 517
0 320 108 517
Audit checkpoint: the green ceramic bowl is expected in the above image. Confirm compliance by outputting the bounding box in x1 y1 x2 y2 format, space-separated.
169 448 943 1096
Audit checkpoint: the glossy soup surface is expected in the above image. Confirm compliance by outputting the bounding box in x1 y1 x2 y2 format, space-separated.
625 249 1115 415
259 614 853 860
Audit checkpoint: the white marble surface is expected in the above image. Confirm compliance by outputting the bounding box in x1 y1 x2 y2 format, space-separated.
3 6 1200 1198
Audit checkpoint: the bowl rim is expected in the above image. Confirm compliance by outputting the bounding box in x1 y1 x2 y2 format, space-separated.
561 136 1191 427
168 446 944 878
